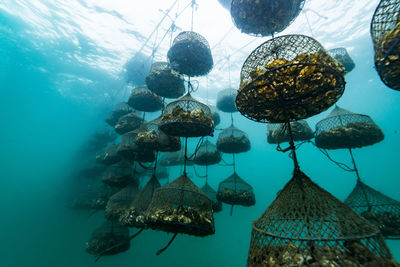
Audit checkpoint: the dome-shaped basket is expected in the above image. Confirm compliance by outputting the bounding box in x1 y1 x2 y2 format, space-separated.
217 125 251 153
193 140 222 166
127 86 163 112
102 161 136 188
230 0 306 37
96 144 122 165
201 183 222 213
114 112 143 135
118 130 156 162
315 106 384 149
217 88 238 113
345 180 400 239
145 62 185 98
86 220 130 256
371 0 400 91
105 183 139 220
236 34 346 123
210 106 221 126
158 149 195 167
145 174 215 236
159 94 214 137
328 47 356 73
267 120 314 144
167 31 213 77
105 103 134 127
247 169 395 266
217 172 255 206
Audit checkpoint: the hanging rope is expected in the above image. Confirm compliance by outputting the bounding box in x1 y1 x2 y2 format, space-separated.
156 232 178 255
309 141 354 172
190 0 197 31
232 153 236 173
184 137 188 175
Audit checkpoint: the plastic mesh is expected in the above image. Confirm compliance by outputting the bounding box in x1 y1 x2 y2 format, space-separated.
216 88 238 113
217 125 251 153
210 106 221 126
328 47 356 73
145 174 215 236
201 183 222 213
247 169 394 266
102 161 136 188
105 103 134 127
167 31 213 77
230 0 305 36
145 62 185 98
371 0 400 90
217 172 255 206
96 144 122 165
345 180 400 239
118 130 156 162
159 93 214 137
114 112 143 135
236 34 346 123
105 183 140 220
127 86 163 112
193 140 221 166
267 120 314 144
315 106 384 149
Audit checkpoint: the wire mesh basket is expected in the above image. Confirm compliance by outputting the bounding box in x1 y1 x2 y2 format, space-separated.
267 120 314 144
216 88 238 113
236 34 346 123
105 103 134 127
217 172 255 206
210 106 221 126
105 183 140 220
71 185 119 210
127 86 163 112
96 144 122 165
118 130 156 162
114 112 143 135
193 140 222 166
158 149 195 167
101 161 136 188
201 183 222 213
328 47 356 73
217 125 251 153
145 62 185 98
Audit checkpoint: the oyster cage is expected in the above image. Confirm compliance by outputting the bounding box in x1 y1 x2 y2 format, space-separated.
158 149 195 167
96 144 122 165
86 220 130 256
193 140 222 166
217 125 251 154
201 183 222 213
159 94 214 137
105 103 134 127
145 174 215 237
145 62 185 99
315 106 384 149
217 172 255 206
167 31 213 77
267 120 314 144
230 0 305 37
101 161 136 188
371 0 400 91
127 86 163 112
345 180 400 239
216 88 238 113
71 185 119 210
328 47 356 73
118 130 156 162
247 169 395 267
210 106 221 126
105 183 139 220
236 34 346 123
114 112 143 135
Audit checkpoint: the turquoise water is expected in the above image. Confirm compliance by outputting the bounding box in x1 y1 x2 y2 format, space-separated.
1 1 400 266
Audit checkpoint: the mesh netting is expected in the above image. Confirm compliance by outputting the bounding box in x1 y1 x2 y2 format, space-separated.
217 172 255 206
371 0 400 91
247 169 395 266
86 220 130 256
193 140 221 166
101 161 136 188
158 149 194 166
145 62 185 98
236 34 346 123
315 106 384 149
210 106 221 126
145 174 215 236
328 47 356 73
159 93 214 137
105 103 134 127
217 125 251 153
96 144 122 165
118 130 156 162
120 175 161 228
127 86 163 112
216 88 238 113
267 120 314 144
71 185 119 210
105 183 140 220
230 0 305 37
167 31 213 77
134 118 181 152
114 112 143 135
345 180 400 239
201 183 222 213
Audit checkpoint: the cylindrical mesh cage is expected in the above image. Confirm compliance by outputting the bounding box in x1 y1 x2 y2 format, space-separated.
120 175 161 228
230 0 305 37
102 161 136 188
145 174 215 236
371 0 400 91
159 94 214 137
345 180 400 239
216 88 238 113
328 47 356 73
96 144 122 165
210 106 221 126
247 169 395 267
86 220 130 256
167 31 213 77
217 125 251 153
118 130 156 162
71 184 119 210
193 140 222 166
267 120 314 144
145 62 185 98
114 112 143 135
105 183 139 220
158 149 194 167
135 118 181 152
105 103 134 127
315 106 384 149
127 86 163 112
236 34 346 123
201 183 222 213
217 172 255 206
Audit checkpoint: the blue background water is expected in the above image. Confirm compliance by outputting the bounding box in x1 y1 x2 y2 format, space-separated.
1 0 400 266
